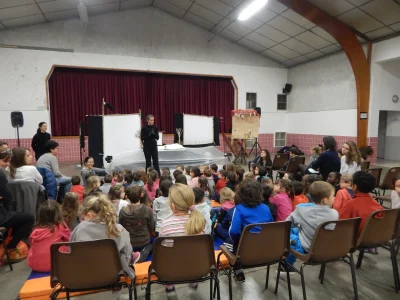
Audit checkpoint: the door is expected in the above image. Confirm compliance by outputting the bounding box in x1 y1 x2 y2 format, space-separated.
377 111 387 159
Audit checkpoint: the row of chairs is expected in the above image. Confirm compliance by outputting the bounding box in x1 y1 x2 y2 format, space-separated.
47 209 400 300
367 167 400 197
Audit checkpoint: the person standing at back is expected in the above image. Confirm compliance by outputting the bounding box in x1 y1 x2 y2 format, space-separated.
141 115 160 175
31 122 51 161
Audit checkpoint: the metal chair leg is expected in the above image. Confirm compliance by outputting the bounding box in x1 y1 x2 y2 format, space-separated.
349 253 359 300
300 264 307 300
216 277 221 300
66 290 70 300
356 250 364 269
265 265 270 289
210 277 213 300
275 262 281 294
1 230 13 272
319 264 326 284
145 282 151 300
228 268 233 300
390 242 400 293
285 261 293 300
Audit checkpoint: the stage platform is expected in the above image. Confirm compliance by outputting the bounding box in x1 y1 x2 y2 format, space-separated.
104 145 230 171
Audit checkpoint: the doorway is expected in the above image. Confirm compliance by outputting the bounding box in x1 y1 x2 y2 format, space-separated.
377 110 387 159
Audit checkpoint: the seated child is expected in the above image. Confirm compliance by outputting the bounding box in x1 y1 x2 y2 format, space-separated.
144 170 159 202
327 171 341 195
307 145 322 167
173 169 182 183
333 173 354 213
289 181 309 210
270 179 292 221
99 174 112 195
176 165 184 173
215 170 228 194
256 166 268 183
61 192 80 231
285 181 338 268
340 171 383 235
226 171 238 192
175 174 188 185
204 169 216 195
302 174 323 202
193 187 212 234
262 185 277 221
119 185 154 263
159 183 206 237
185 166 192 184
235 167 245 183
198 177 212 207
138 170 147 185
111 171 119 186
188 167 201 189
214 187 236 239
280 147 300 173
130 170 144 187
283 172 295 181
70 175 84 202
243 172 255 180
161 167 171 176
84 175 102 197
124 173 134 189
71 194 137 276
210 164 219 184
153 179 173 234
392 175 400 209
229 180 274 282
108 185 129 217
27 200 71 272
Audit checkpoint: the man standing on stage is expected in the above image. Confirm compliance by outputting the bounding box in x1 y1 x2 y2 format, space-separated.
141 115 160 175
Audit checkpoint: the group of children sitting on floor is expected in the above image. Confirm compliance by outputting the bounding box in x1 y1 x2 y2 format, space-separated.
25 160 400 292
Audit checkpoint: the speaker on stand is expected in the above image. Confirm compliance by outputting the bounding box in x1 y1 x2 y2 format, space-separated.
11 111 24 147
79 122 85 167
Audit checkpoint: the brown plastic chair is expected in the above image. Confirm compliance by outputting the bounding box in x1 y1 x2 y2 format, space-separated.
50 239 136 300
288 218 362 300
355 209 400 293
266 154 289 178
277 156 306 180
0 227 12 271
378 167 400 195
361 161 370 171
145 234 220 300
373 195 391 206
366 168 383 195
215 221 292 300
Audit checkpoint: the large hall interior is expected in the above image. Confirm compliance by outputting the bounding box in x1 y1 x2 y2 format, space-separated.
1 0 400 300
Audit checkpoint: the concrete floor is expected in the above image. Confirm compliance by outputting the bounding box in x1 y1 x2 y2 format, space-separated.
1 157 399 300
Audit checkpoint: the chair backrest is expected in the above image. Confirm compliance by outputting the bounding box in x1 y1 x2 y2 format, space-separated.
50 239 124 289
357 209 400 248
271 154 289 170
307 218 361 263
367 168 383 188
151 234 216 282
8 181 40 219
286 156 305 173
380 167 400 190
361 161 370 171
236 221 291 267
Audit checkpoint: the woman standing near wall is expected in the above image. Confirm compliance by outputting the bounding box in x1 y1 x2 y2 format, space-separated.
31 122 51 161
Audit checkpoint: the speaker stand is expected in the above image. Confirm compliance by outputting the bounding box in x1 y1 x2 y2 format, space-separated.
233 143 246 165
249 138 262 158
16 126 21 147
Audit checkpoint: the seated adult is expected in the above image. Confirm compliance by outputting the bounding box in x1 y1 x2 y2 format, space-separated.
36 140 71 198
81 156 107 184
307 136 341 180
0 148 34 262
8 147 43 185
0 141 9 152
249 149 272 172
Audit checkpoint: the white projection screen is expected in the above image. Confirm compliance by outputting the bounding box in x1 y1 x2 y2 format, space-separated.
183 114 214 145
103 114 141 156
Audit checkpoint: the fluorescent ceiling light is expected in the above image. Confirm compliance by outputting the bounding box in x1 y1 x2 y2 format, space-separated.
238 0 269 21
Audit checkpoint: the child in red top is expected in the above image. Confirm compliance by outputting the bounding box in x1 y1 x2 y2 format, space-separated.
339 171 383 235
70 176 84 202
215 170 228 195
289 181 309 210
27 200 71 272
333 173 354 213
270 179 292 221
144 170 159 202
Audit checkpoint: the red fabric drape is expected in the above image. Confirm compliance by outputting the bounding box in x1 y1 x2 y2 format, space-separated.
48 68 234 136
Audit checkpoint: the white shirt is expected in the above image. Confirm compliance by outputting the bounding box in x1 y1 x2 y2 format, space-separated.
9 165 43 184
340 156 361 175
391 191 400 209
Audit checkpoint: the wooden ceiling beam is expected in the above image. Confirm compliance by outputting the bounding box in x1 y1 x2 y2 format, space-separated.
278 0 370 147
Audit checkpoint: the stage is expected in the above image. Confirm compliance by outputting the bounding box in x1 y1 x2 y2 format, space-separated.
104 144 230 171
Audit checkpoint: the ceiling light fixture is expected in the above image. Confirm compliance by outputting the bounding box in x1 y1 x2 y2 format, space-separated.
238 0 269 21
77 0 89 27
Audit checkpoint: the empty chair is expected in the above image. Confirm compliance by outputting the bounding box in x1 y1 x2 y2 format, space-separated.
277 156 306 180
361 161 370 171
355 209 400 293
366 168 383 196
50 239 136 300
266 154 289 178
288 218 362 300
378 167 400 196
215 221 293 300
145 234 220 300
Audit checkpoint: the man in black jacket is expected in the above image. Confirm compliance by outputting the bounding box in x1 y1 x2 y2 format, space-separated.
140 115 160 175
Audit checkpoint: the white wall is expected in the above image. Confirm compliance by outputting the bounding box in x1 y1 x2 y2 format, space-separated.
384 111 400 160
0 6 287 139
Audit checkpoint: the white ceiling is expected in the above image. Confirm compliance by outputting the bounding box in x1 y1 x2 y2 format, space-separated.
1 0 400 67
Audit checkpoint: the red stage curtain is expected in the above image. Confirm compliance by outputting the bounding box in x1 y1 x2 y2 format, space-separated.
48 68 234 136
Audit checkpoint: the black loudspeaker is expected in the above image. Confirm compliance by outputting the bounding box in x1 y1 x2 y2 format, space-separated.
88 116 103 168
254 107 261 116
79 122 85 149
213 117 220 146
11 111 24 128
283 84 292 94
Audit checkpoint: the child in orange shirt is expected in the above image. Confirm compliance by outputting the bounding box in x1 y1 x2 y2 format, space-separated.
70 176 84 202
333 173 354 213
289 181 309 210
